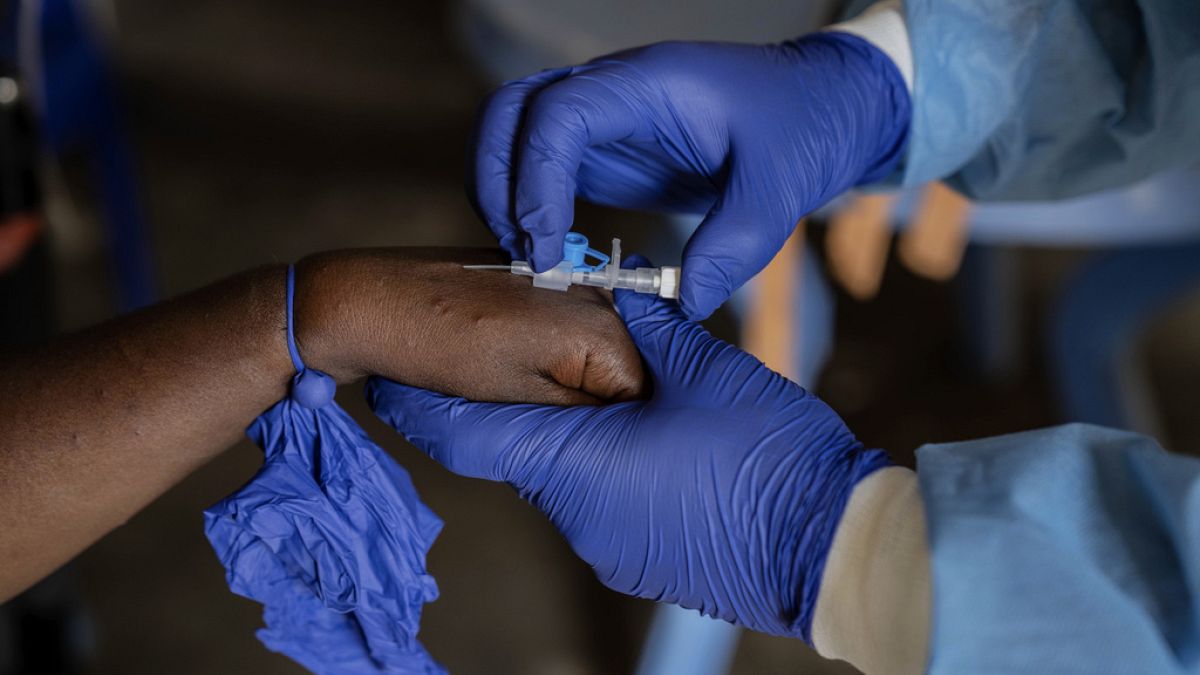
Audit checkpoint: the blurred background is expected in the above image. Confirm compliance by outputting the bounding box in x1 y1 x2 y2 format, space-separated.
1 0 1198 674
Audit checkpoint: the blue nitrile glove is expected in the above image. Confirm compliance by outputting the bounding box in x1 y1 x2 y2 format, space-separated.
469 31 910 320
367 255 891 641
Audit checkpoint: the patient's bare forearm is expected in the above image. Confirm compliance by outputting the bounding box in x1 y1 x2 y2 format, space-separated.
0 266 292 601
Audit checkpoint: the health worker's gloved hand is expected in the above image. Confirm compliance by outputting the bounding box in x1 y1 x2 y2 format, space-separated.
368 255 891 640
469 32 910 320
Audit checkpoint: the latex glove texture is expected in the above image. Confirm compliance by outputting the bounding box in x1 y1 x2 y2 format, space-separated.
469 32 910 319
206 385 443 674
368 256 890 641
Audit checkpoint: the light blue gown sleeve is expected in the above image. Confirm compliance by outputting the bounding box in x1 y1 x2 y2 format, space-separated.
848 0 1200 200
917 423 1200 673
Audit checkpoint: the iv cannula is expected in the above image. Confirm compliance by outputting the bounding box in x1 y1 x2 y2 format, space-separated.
463 233 679 300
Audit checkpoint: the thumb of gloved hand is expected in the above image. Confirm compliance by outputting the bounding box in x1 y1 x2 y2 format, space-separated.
679 184 800 320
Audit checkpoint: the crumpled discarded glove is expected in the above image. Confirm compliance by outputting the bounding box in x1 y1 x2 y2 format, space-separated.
205 266 443 674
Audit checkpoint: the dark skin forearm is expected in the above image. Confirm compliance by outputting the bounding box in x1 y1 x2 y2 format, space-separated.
0 266 290 601
0 248 644 601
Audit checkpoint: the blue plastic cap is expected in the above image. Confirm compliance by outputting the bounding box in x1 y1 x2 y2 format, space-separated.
562 231 610 272
562 232 589 268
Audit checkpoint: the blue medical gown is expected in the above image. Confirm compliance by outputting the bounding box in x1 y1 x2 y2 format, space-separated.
918 424 1200 673
848 0 1200 201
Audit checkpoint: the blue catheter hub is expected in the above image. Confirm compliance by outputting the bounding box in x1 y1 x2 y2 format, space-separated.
562 232 610 272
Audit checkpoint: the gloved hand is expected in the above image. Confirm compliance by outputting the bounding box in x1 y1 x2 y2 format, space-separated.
469 31 910 320
368 256 890 640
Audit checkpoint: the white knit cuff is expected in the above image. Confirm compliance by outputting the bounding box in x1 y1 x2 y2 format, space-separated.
826 0 914 93
811 466 930 675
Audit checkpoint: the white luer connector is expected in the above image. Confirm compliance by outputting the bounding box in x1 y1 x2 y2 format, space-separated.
466 237 681 300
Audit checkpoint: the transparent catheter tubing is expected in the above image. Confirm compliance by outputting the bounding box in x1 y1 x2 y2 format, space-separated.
463 238 680 300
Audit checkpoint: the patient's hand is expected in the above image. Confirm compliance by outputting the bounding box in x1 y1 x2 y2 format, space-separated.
294 248 645 405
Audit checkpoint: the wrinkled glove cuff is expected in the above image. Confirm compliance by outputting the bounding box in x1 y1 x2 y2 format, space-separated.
786 439 893 643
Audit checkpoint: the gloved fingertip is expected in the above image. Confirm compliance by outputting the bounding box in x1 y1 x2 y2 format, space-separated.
365 377 446 432
679 286 719 321
521 234 536 265
497 231 523 260
678 258 729 321
612 252 656 317
613 285 658 318
364 376 406 417
530 238 566 273
364 375 392 405
679 297 714 322
622 253 652 269
521 233 546 272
